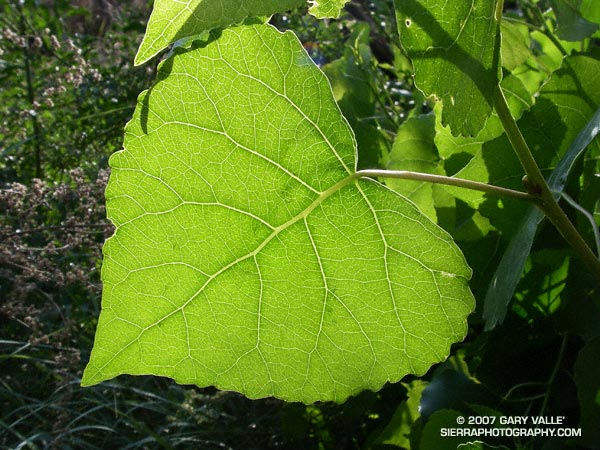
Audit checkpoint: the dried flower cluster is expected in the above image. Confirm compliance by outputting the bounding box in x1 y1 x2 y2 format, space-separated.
2 26 27 48
0 169 112 351
0 167 114 445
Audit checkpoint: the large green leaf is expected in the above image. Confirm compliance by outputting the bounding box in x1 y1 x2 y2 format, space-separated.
394 0 501 136
82 24 474 403
134 0 351 66
134 0 304 66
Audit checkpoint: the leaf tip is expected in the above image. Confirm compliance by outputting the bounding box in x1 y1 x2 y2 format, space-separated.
80 366 101 387
133 45 152 67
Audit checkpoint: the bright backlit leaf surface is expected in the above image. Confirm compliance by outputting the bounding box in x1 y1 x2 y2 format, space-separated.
134 0 304 65
83 24 474 403
394 0 501 136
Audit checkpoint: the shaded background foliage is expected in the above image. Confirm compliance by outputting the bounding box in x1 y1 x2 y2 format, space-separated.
1 0 599 449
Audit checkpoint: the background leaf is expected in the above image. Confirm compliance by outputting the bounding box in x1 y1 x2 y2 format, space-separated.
323 23 390 170
419 409 470 450
458 442 512 450
581 0 600 24
370 380 427 448
384 113 450 223
83 24 474 403
394 0 501 136
550 0 599 41
434 72 536 182
308 0 349 18
483 104 600 330
448 54 600 233
500 21 532 71
134 0 304 65
574 338 600 448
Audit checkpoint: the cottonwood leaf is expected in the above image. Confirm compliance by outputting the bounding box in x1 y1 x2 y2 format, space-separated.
82 24 474 403
323 23 388 169
581 0 600 24
134 0 304 66
435 71 536 169
449 55 600 234
500 21 532 71
483 105 600 330
574 338 600 447
309 0 349 18
434 73 535 166
550 0 599 41
372 380 427 448
394 0 501 137
385 114 444 222
420 409 471 449
308 0 349 19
